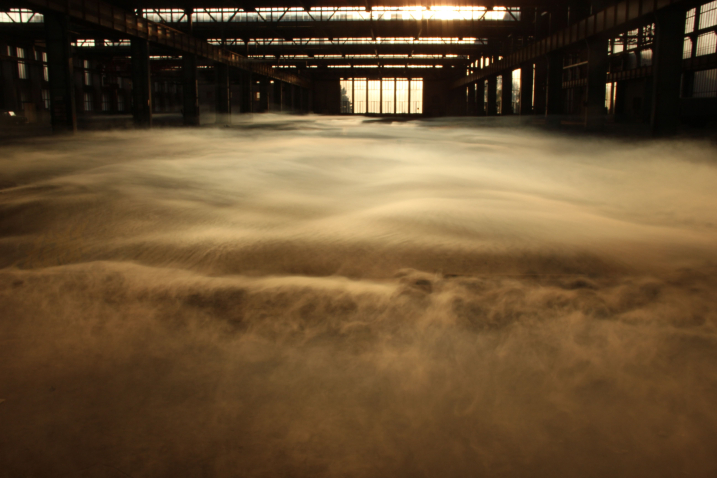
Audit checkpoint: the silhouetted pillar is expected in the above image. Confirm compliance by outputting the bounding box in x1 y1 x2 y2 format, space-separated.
546 51 563 121
586 36 609 131
467 84 476 115
183 53 199 126
501 70 513 115
215 63 230 124
487 76 498 116
44 12 76 133
131 38 152 128
242 71 253 113
651 6 686 136
520 63 534 115
534 58 547 115
476 80 485 115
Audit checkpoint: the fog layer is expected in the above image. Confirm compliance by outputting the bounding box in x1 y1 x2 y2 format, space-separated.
1 116 716 478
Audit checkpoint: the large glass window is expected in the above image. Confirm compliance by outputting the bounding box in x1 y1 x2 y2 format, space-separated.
368 80 381 113
395 78 409 113
84 60 92 86
410 79 423 114
340 78 422 114
382 79 395 114
340 79 353 113
353 78 366 113
17 47 27 79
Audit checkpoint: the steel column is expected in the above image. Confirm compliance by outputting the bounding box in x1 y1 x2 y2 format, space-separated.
131 38 151 128
520 63 534 115
487 76 498 116
586 36 609 131
44 12 76 133
534 58 548 115
215 63 231 124
501 70 513 115
651 5 686 136
183 53 200 126
546 51 564 120
476 80 486 116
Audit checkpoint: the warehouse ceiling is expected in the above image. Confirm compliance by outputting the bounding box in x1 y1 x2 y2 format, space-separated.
1 0 616 74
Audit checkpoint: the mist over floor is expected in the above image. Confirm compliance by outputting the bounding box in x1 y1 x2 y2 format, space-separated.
1 116 717 477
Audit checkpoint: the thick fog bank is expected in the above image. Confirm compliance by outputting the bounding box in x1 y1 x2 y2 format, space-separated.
1 116 717 478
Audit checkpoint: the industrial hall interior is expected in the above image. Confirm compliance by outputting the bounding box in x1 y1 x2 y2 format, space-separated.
0 0 715 132
2 1 717 478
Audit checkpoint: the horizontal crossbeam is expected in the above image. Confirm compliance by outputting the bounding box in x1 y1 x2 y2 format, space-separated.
451 0 689 89
19 0 312 87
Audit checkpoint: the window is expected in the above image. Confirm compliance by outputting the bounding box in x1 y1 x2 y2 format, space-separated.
117 94 125 112
340 78 353 113
353 78 366 113
695 31 717 57
367 80 380 113
382 78 395 114
395 78 408 113
84 92 93 112
84 60 92 86
511 69 521 115
410 79 423 114
42 89 50 109
102 93 110 111
255 91 260 100
699 1 717 30
17 47 27 79
42 51 48 81
340 78 422 115
693 68 717 97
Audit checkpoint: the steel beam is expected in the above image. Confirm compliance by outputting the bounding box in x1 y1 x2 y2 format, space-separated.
451 0 689 89
22 0 311 88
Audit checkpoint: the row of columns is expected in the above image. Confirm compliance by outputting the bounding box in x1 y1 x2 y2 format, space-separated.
463 3 686 136
43 11 311 133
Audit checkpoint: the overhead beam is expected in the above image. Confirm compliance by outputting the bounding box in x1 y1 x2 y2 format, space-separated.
451 0 690 89
19 0 311 88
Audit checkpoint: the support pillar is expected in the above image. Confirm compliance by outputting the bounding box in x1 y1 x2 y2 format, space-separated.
260 78 269 112
183 53 200 126
501 70 513 115
545 51 564 122
131 38 152 128
44 12 76 133
467 84 476 115
586 36 609 131
651 6 686 136
243 71 253 113
215 63 230 124
476 80 485 115
534 59 547 115
487 76 498 116
520 63 534 115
